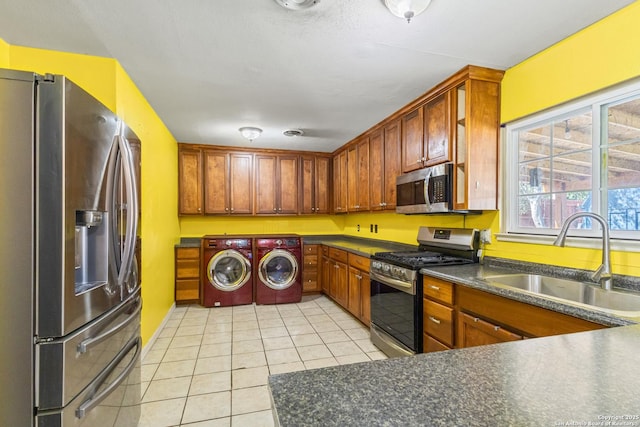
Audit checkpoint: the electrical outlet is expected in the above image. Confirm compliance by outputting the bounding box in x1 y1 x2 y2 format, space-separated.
480 229 492 244
374 224 378 233
357 224 360 232
370 224 373 232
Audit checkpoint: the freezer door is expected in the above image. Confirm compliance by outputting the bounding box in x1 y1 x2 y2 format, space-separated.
36 293 141 411
36 332 141 427
36 76 137 338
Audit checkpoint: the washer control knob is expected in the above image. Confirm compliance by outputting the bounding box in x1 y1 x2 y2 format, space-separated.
275 239 283 246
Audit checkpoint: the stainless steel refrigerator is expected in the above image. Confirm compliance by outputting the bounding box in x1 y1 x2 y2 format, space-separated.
0 68 142 427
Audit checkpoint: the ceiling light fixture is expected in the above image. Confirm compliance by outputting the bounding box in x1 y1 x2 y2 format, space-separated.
274 0 319 11
239 126 262 142
383 0 432 23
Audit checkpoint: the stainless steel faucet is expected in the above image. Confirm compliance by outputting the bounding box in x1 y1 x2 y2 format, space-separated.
553 212 612 290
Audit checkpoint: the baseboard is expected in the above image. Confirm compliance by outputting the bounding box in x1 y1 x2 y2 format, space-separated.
141 302 176 361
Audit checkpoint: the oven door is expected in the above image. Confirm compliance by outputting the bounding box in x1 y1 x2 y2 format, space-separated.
369 274 422 357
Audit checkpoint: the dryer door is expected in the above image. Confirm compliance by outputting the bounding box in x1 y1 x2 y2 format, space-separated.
258 249 298 290
206 249 252 291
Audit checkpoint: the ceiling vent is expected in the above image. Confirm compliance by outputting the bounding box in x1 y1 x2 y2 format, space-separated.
274 0 320 11
283 129 304 137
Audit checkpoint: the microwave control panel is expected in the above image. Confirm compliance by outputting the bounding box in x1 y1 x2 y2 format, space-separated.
430 175 448 203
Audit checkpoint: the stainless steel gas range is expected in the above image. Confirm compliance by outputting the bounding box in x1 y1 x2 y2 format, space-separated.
369 227 479 358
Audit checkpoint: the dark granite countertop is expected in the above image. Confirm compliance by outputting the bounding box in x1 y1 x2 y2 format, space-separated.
175 237 201 248
421 258 640 327
302 235 416 257
270 324 640 427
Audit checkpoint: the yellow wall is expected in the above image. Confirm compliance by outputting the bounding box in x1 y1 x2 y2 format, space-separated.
5 45 179 344
180 215 343 237
495 2 640 276
0 38 9 67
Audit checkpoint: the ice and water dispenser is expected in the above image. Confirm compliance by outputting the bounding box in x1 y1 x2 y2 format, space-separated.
74 210 108 295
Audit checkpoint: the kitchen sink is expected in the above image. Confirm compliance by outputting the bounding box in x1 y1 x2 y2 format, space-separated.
483 273 640 316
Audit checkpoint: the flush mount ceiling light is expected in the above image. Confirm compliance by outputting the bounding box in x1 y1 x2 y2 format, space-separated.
239 126 262 142
274 0 320 11
383 0 432 23
283 129 304 137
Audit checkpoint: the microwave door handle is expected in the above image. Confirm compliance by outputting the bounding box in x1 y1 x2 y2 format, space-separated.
423 168 433 213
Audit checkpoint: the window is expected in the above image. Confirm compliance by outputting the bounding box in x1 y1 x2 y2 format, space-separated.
505 82 640 240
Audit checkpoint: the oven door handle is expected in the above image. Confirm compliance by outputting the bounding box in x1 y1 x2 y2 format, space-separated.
370 271 415 295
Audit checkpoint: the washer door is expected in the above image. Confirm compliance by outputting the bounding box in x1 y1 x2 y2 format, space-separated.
258 249 298 290
207 249 251 292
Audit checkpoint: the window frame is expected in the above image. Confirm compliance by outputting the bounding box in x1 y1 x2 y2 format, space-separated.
503 78 640 242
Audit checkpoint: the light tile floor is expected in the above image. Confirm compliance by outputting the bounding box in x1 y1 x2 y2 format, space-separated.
138 294 387 427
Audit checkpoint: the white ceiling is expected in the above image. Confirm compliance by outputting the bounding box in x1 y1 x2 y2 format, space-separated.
0 0 634 153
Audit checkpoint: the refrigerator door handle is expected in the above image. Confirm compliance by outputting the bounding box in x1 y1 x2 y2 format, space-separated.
77 297 142 354
116 131 138 289
75 335 141 419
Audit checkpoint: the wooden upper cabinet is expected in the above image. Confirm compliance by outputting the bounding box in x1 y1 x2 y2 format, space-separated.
356 137 370 211
302 155 331 214
228 153 253 214
178 147 203 214
401 106 425 173
203 150 228 214
424 92 451 166
370 120 401 211
453 78 501 210
333 150 347 213
255 154 298 214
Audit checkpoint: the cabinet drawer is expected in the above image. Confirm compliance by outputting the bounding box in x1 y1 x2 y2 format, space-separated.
176 247 200 259
423 334 451 353
328 247 348 263
424 299 454 347
304 245 319 255
176 279 199 301
176 259 200 279
348 253 370 271
303 254 318 268
423 276 454 305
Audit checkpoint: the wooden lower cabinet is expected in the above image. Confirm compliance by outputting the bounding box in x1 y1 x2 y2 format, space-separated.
457 312 522 348
321 246 370 326
175 246 201 304
302 244 321 293
422 274 607 353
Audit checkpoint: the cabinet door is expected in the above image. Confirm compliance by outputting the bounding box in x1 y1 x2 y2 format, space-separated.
333 151 347 213
383 119 401 210
278 155 300 214
178 148 203 215
301 156 315 214
424 92 451 166
357 137 370 211
360 271 370 326
347 266 362 318
255 155 277 214
401 106 425 173
335 261 349 307
369 130 384 210
203 150 229 214
229 153 253 214
457 312 522 348
321 255 331 295
347 146 358 211
315 156 331 214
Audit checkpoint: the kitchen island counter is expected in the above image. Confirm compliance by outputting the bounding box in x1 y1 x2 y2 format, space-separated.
269 323 640 426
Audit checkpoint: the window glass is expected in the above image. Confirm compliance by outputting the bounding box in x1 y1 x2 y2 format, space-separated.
507 86 640 238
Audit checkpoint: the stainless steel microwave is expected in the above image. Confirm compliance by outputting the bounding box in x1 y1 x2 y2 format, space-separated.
396 163 453 214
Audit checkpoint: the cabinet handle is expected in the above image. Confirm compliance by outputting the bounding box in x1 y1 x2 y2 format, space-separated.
429 285 440 291
230 208 234 212
416 159 421 164
356 274 362 280
273 208 277 212
197 208 201 212
494 326 500 331
428 316 441 325
473 317 479 322
421 157 426 162
225 207 229 211
315 206 320 211
476 181 480 189
311 207 316 212
382 202 387 207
